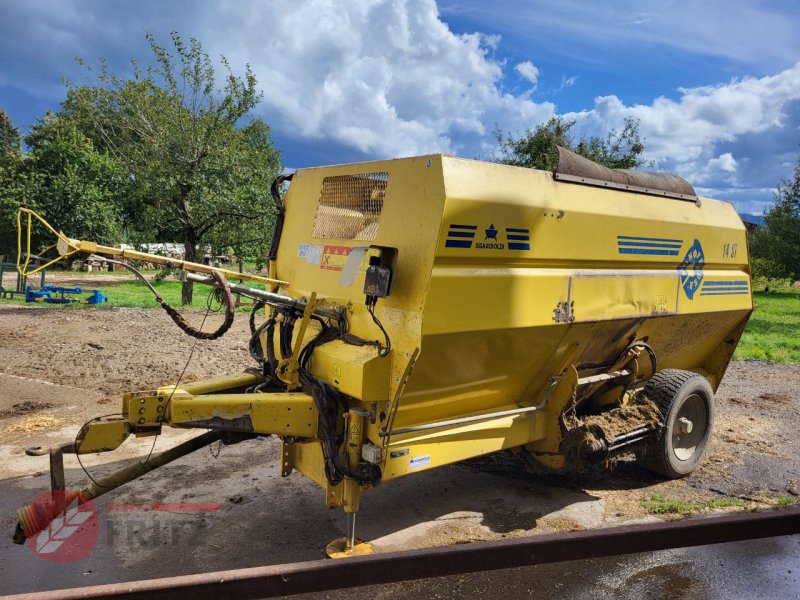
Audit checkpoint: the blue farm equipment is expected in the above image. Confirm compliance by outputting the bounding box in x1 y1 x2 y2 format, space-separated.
25 285 108 305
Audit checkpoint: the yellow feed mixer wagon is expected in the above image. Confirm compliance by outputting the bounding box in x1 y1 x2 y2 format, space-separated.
11 147 752 557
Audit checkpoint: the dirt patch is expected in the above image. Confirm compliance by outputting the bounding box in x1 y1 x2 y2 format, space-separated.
758 392 790 403
0 400 54 419
538 515 583 533
0 304 251 398
7 414 60 433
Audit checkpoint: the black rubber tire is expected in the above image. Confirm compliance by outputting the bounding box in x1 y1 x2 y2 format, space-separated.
641 369 715 478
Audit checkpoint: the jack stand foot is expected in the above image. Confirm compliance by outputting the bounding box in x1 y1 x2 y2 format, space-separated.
325 537 373 559
326 512 372 558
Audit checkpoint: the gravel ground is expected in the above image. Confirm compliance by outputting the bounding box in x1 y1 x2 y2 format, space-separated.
0 302 798 596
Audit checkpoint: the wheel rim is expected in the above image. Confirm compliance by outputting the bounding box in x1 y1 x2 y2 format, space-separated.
671 393 708 461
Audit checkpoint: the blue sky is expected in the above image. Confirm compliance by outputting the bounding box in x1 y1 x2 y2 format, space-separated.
1 0 799 214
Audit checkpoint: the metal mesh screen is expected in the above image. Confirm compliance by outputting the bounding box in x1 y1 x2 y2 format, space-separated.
311 172 389 240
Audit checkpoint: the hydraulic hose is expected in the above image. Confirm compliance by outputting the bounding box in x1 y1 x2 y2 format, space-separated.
269 174 293 262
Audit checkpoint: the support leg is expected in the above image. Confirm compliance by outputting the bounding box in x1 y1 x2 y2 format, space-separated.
325 410 374 558
325 509 373 559
346 512 357 551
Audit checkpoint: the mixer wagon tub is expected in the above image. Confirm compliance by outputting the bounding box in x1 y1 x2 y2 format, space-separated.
12 148 752 556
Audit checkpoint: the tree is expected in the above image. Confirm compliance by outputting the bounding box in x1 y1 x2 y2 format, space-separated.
63 32 281 304
495 116 650 171
0 112 129 259
0 109 34 257
0 158 37 259
0 108 20 158
202 118 282 267
750 153 800 281
24 113 128 247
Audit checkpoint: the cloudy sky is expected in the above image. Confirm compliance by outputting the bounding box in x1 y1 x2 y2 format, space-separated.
1 0 799 214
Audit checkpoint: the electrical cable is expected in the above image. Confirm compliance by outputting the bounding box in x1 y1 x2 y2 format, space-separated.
142 296 213 466
73 413 126 489
87 254 234 340
368 303 391 357
291 312 383 486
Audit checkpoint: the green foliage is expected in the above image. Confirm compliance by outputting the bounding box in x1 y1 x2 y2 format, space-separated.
0 108 21 159
765 157 800 280
0 155 39 257
574 118 648 169
735 286 800 363
63 32 281 304
773 495 800 506
0 109 25 256
748 253 785 281
640 493 749 515
495 116 650 171
0 112 127 258
495 116 574 171
749 153 800 281
23 114 127 244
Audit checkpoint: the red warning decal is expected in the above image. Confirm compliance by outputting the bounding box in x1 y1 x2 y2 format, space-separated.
320 245 351 271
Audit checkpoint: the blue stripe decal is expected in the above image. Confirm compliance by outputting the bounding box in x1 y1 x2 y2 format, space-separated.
703 281 749 287
618 241 682 249
699 291 749 296
508 243 531 251
447 231 475 238
617 235 683 257
507 234 530 241
445 240 472 248
618 235 682 243
506 227 529 233
449 224 477 230
618 248 680 256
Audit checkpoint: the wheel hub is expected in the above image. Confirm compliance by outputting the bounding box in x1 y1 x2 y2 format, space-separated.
671 393 708 462
678 417 693 434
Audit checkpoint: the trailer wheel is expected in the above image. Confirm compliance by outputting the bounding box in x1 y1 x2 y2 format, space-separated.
641 369 714 478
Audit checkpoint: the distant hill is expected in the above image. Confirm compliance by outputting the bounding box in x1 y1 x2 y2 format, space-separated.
739 213 766 226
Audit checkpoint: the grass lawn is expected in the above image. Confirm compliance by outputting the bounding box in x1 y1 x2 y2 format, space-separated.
734 287 800 363
2 279 264 311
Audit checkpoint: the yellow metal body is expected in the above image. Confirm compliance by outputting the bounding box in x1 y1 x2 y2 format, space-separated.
274 155 750 489
21 154 752 527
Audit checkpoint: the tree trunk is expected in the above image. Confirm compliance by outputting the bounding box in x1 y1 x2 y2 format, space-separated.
181 229 197 306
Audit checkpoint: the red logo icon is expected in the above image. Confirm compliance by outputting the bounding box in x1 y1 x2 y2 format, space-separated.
26 490 99 563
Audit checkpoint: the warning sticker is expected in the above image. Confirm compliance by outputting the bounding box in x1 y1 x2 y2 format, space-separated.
320 245 352 271
409 455 431 470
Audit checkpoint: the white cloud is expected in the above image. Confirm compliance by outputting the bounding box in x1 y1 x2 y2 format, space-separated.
561 63 800 208
200 0 556 157
710 153 737 173
692 152 738 186
1 0 799 213
515 61 540 87
558 75 577 91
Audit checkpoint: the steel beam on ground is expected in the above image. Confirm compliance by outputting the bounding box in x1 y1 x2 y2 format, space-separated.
5 506 800 600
